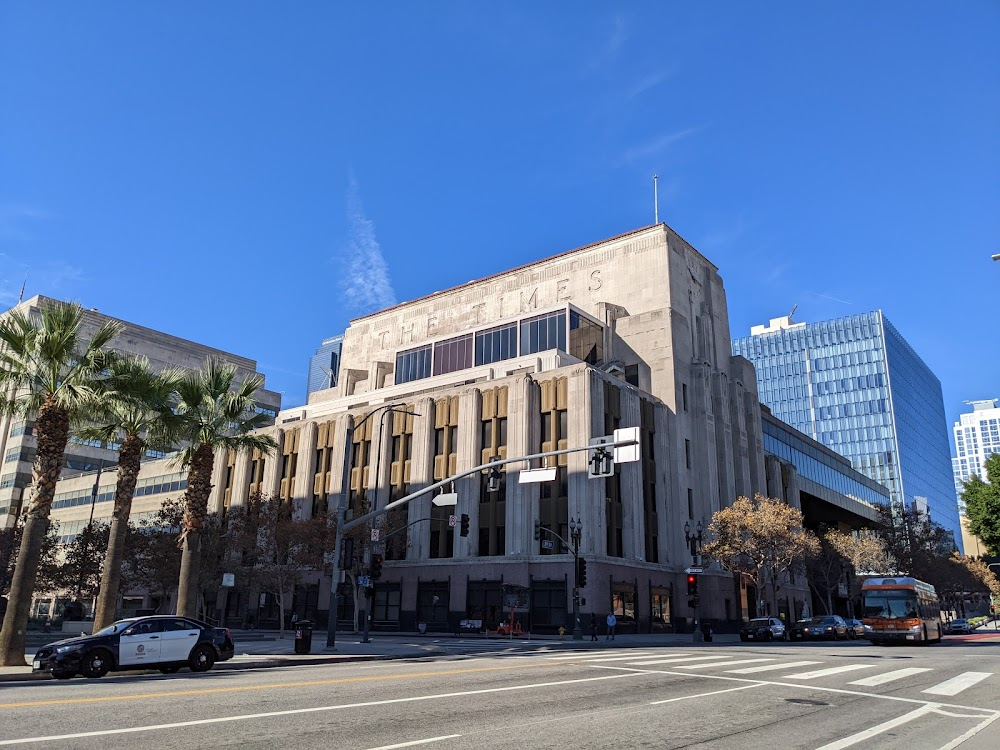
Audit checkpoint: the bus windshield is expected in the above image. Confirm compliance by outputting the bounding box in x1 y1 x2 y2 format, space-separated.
862 591 918 619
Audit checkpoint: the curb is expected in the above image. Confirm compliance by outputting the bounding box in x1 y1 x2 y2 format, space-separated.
0 650 440 684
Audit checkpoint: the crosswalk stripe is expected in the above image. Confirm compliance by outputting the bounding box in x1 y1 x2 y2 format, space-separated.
628 655 731 666
726 660 822 674
848 668 933 686
675 658 776 670
784 664 876 680
922 672 992 696
547 651 656 661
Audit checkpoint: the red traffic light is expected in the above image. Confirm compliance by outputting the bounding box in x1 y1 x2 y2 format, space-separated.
687 574 696 585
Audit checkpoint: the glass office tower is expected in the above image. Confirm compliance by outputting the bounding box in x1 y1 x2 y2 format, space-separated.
306 335 344 399
732 311 960 549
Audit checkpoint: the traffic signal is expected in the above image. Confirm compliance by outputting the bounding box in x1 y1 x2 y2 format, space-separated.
371 554 384 581
460 513 470 537
576 557 588 588
534 520 541 541
587 443 615 478
686 574 698 596
688 596 700 609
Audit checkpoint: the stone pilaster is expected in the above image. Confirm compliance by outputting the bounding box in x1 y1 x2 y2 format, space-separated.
207 446 228 514
654 402 673 565
407 397 435 560
453 389 481 559
229 452 252 509
568 369 605 556
765 455 784 501
292 421 318 519
506 375 538 556
262 428 284 498
619 385 644 560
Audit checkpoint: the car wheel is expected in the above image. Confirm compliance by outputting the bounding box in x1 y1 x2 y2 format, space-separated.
188 645 216 673
81 649 112 679
765 632 773 641
740 635 748 642
51 670 75 680
159 665 181 674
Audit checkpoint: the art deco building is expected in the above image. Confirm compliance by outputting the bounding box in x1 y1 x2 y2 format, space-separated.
44 225 886 630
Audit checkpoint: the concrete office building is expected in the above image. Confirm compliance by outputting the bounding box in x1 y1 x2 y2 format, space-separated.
42 225 887 629
733 311 961 550
0 295 281 527
306 335 344 399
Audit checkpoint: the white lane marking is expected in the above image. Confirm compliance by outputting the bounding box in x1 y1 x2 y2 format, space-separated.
649 683 762 705
726 661 822 674
570 654 661 662
0 672 645 746
848 668 933 687
628 655 733 666
814 703 939 750
936 712 1000 750
366 736 461 750
922 672 992 696
785 664 876 680
675 658 776 670
546 651 656 661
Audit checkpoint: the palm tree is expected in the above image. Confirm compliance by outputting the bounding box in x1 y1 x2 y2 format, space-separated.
0 302 121 666
79 355 183 631
173 357 276 619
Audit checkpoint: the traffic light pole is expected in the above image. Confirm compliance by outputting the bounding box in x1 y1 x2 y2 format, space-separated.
534 523 584 641
326 437 637 648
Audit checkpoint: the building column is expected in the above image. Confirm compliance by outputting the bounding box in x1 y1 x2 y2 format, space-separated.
454 389 481 559
407 397 435 561
326 420 347 516
568 370 605 556
292 421 318 519
207 446 228 514
712 371 736 514
262 428 284 498
506 375 538 556
229 452 253 510
654 402 673 566
765 455 784 501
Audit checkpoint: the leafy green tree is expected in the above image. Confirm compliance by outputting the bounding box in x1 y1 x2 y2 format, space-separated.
172 358 275 619
0 302 121 666
0 516 60 598
962 454 1000 557
78 355 182 630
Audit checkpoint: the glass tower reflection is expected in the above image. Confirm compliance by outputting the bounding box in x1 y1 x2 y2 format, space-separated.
732 311 960 550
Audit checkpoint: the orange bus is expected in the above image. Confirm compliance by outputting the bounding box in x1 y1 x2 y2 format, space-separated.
861 577 942 645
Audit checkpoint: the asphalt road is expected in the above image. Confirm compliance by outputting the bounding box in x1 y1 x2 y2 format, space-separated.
1 639 998 749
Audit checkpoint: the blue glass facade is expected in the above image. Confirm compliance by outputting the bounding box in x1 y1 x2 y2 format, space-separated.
307 335 344 398
733 311 960 548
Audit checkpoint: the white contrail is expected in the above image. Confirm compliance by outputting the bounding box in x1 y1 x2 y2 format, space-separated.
340 179 397 317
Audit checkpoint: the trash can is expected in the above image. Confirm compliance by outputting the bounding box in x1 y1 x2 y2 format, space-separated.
294 621 313 654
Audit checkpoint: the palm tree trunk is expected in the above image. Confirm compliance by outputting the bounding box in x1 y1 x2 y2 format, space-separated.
93 435 144 631
0 401 69 666
176 443 214 618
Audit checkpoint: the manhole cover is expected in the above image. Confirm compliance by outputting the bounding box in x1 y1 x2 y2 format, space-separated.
786 698 829 706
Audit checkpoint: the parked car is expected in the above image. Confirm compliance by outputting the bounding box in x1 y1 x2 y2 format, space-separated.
801 615 849 640
32 615 234 680
947 619 972 635
740 617 787 642
789 617 819 641
845 618 866 639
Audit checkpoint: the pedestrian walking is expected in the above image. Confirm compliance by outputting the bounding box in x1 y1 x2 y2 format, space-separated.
590 615 598 641
606 612 617 640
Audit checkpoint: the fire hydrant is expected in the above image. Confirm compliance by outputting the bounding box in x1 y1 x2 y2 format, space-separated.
558 626 566 639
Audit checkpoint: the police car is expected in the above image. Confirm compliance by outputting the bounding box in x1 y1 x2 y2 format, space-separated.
32 615 235 679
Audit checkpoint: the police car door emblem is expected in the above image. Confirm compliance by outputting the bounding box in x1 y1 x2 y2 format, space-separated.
137 644 145 654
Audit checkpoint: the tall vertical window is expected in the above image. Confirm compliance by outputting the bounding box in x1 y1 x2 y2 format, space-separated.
278 430 299 503
430 397 459 559
604 384 623 558
519 311 567 356
312 421 336 518
641 400 658 564
385 406 415 560
349 417 374 514
433 334 473 376
538 378 569 555
569 311 604 364
475 323 518 366
478 386 508 556
249 450 266 497
395 345 431 384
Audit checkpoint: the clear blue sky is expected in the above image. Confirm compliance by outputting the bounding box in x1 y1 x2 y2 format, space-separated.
1 2 997 441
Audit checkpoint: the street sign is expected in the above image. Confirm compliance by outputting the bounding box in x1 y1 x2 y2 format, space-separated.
357 576 369 587
684 567 703 574
542 540 554 550
518 467 557 484
613 426 641 463
432 492 458 507
448 514 457 527
221 573 235 587
371 528 380 542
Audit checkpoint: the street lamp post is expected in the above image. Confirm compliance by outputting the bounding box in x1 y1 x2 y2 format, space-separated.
569 517 583 641
684 520 704 643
